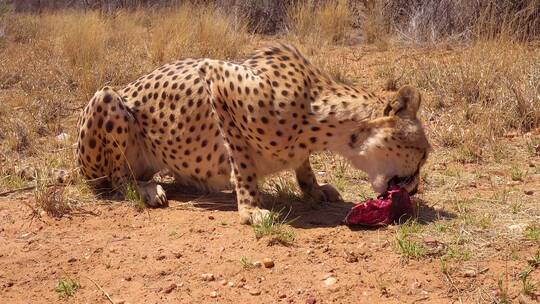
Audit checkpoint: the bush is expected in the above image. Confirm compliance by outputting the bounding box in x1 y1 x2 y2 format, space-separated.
381 0 540 44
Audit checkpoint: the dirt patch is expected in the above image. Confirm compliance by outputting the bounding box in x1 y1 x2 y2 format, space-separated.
1 184 538 303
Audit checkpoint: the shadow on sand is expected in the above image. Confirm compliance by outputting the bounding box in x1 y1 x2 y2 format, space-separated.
162 183 457 230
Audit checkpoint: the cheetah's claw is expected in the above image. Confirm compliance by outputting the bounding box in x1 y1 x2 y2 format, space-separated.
138 181 168 207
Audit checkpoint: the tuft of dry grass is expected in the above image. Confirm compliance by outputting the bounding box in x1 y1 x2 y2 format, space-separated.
59 12 108 98
148 4 249 64
60 12 107 69
287 0 352 46
253 210 296 246
35 185 71 218
3 13 39 43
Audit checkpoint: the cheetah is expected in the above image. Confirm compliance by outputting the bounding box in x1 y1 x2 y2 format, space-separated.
77 43 430 224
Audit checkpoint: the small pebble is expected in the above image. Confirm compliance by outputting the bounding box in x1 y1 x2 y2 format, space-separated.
156 255 166 261
508 223 528 232
462 269 477 277
524 189 534 195
306 296 317 304
253 261 263 268
263 258 274 268
67 257 77 263
201 273 215 281
324 277 337 287
210 291 218 298
56 132 70 141
219 279 227 286
208 215 215 220
227 281 235 287
249 289 261 296
344 251 358 263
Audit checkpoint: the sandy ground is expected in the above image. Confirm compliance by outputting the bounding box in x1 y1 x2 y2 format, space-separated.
1 182 538 304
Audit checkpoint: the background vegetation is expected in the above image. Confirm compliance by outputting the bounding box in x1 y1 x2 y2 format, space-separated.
0 1 539 302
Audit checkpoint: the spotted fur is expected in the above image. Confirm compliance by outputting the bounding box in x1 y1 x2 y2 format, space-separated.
77 43 430 224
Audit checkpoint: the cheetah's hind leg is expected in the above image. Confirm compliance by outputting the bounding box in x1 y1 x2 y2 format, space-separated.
76 86 168 207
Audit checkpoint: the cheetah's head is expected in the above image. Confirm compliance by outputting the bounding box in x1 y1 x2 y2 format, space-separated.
348 86 431 196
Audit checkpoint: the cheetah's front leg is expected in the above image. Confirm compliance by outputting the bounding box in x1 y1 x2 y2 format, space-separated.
228 151 270 224
295 158 343 203
208 108 269 224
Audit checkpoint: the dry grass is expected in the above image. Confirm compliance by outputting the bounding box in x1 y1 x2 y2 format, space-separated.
287 0 352 45
358 0 389 47
0 6 539 302
148 4 250 64
382 0 540 44
34 185 71 218
388 40 540 162
60 12 107 69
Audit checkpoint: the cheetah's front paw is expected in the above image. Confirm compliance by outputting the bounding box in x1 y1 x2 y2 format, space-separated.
307 183 343 203
318 183 343 202
238 206 271 225
137 181 168 207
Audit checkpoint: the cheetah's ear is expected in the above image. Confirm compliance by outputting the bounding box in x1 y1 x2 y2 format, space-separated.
383 85 421 119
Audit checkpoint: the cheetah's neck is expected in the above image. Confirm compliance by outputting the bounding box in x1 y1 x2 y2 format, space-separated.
306 81 389 156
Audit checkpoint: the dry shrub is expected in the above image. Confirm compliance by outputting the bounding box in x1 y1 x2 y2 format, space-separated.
396 40 540 159
60 11 107 69
287 0 352 45
381 0 540 44
7 119 34 154
58 11 108 98
358 0 389 45
148 4 249 64
194 5 250 58
229 0 291 34
35 185 71 218
146 7 191 64
3 13 39 43
107 10 148 48
475 1 540 42
311 49 353 85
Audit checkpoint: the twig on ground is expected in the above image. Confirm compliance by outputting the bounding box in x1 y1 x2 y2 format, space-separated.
0 185 37 197
0 182 66 197
84 276 114 304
